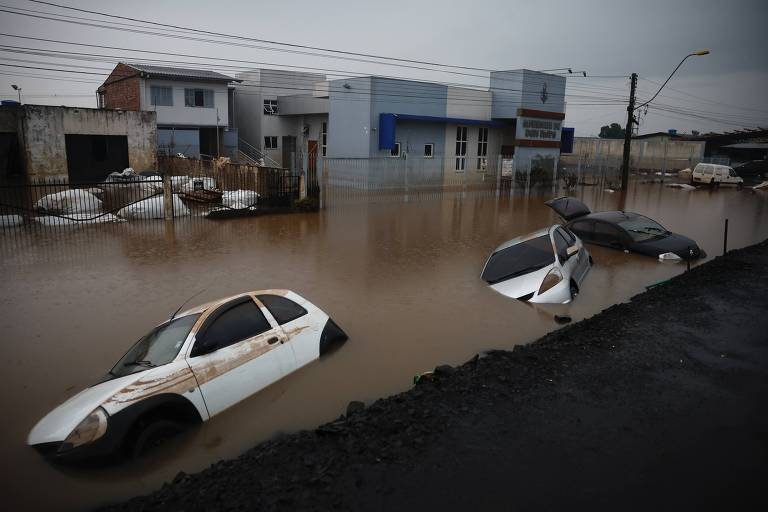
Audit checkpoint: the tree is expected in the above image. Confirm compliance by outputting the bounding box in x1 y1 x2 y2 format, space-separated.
599 123 626 139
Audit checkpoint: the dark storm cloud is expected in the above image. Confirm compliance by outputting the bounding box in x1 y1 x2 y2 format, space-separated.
1 0 766 134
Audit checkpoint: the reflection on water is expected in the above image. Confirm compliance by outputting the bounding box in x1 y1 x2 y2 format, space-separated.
0 184 765 510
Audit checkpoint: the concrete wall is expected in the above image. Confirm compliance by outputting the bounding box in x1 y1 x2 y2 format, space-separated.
572 137 706 167
235 69 327 160
447 87 491 120
327 76 374 158
491 70 566 118
141 79 229 127
19 105 156 179
369 78 448 157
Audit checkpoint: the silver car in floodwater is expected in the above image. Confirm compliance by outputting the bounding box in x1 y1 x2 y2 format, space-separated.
481 225 592 304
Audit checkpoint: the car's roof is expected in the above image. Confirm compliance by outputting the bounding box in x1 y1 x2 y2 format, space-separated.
580 211 640 224
176 289 294 318
493 226 554 253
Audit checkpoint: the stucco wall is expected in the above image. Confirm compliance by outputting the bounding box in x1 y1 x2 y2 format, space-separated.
142 79 229 127
491 70 566 118
328 77 373 158
20 105 156 179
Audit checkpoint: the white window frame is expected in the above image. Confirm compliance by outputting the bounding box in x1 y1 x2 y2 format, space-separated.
477 127 488 171
321 122 327 156
184 88 214 108
264 136 278 150
263 99 279 115
424 143 434 158
390 142 401 157
455 126 467 171
150 86 173 107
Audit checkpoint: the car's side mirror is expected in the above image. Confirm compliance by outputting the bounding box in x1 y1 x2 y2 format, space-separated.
566 245 579 259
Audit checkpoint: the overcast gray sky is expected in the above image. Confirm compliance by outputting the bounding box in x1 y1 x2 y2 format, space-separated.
1 0 767 136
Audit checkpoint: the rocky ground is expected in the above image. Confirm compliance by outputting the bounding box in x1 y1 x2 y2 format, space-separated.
101 240 768 511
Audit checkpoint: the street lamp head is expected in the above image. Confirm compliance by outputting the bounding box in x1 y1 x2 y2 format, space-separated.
11 84 19 91
693 50 710 56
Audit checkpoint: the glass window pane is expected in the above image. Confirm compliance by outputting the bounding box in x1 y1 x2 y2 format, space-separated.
481 235 554 284
257 295 307 325
199 300 271 352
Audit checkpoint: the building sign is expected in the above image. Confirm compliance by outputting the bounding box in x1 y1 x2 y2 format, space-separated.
520 118 561 141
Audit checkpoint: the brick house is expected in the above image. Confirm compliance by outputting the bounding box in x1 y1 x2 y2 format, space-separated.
97 63 241 159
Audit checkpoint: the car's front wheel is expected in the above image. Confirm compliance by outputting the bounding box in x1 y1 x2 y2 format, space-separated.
130 419 184 459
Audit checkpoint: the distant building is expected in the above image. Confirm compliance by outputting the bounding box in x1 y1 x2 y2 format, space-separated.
234 68 568 179
97 63 240 159
0 103 156 182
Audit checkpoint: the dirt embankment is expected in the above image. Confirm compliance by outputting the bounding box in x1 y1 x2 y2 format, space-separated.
101 240 768 511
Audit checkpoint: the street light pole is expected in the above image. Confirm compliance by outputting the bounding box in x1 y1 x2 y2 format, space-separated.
11 84 21 103
619 50 709 192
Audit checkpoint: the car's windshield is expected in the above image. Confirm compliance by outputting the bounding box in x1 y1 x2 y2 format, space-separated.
482 235 554 284
618 215 668 242
111 314 200 377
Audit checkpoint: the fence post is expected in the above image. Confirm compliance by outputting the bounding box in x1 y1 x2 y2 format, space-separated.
299 174 307 200
495 155 502 197
320 157 327 209
162 174 174 220
577 154 582 186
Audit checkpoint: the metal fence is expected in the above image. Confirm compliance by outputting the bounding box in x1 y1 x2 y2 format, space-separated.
0 158 304 234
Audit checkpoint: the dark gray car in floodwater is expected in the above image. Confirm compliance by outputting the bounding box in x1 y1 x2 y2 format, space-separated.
545 196 705 261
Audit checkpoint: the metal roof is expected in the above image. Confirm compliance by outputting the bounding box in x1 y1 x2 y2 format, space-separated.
125 63 240 83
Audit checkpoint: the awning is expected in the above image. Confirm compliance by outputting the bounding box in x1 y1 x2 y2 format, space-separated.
378 113 506 150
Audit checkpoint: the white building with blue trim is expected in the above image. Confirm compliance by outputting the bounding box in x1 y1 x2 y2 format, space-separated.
234 68 567 178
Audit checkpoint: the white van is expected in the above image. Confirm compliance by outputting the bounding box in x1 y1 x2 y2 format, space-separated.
692 163 744 186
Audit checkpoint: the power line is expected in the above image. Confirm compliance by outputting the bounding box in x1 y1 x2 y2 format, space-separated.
0 42 634 100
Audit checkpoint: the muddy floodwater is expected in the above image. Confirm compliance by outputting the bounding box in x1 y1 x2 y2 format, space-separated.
1 184 766 511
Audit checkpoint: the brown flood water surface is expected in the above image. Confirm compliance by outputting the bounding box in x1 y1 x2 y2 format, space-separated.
1 185 766 511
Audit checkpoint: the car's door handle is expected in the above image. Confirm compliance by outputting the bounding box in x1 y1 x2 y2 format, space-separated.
267 336 280 345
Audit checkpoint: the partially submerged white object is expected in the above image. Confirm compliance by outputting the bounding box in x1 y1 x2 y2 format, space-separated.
666 183 696 190
0 214 23 227
34 213 125 226
27 290 348 461
753 181 768 190
658 252 682 262
117 195 189 219
36 189 103 214
222 190 260 208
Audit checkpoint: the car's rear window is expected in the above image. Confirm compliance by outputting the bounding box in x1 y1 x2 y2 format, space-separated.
257 294 308 325
482 235 554 284
617 215 668 242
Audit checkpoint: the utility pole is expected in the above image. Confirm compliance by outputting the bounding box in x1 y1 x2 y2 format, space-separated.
620 73 638 191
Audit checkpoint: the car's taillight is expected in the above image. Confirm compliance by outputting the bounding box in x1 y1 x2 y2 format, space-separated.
538 268 563 295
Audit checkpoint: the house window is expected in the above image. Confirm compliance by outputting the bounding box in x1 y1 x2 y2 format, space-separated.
424 143 434 158
264 99 278 115
455 126 467 171
97 92 105 109
390 142 401 157
264 136 278 150
477 127 488 170
184 88 213 108
150 86 173 107
321 122 327 156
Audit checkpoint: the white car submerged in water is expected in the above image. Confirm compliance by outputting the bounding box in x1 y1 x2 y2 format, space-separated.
481 225 592 304
28 290 348 462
